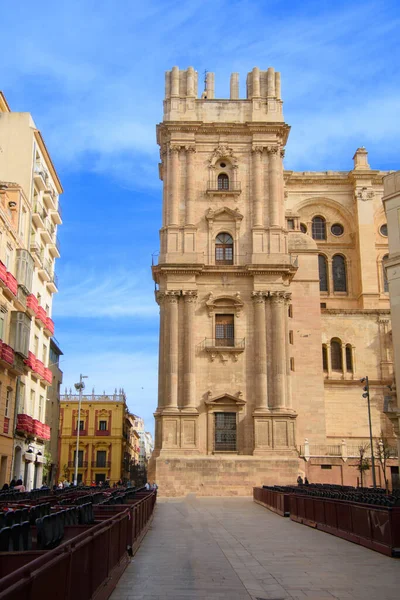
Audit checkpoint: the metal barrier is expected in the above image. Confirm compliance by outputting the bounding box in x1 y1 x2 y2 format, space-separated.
0 491 156 600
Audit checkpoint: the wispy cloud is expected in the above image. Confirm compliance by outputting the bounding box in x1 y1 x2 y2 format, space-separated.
53 267 158 319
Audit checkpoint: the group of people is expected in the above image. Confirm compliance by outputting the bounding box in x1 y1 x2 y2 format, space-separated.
145 481 158 490
1 479 26 492
297 475 310 486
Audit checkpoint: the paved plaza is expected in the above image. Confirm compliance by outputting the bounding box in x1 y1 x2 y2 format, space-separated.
111 496 400 600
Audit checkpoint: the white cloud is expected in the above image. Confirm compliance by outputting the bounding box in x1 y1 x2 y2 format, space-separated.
53 266 158 319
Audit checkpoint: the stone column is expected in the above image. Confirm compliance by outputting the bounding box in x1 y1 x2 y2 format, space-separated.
268 146 280 227
252 147 264 227
161 147 168 228
341 343 347 378
284 292 292 408
269 291 287 408
156 292 166 409
185 145 196 226
183 291 197 410
168 145 180 226
252 292 268 410
165 291 180 410
326 343 332 378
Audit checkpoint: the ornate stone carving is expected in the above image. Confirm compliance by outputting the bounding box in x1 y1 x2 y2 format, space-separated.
356 187 374 201
252 146 264 154
266 145 279 155
183 290 198 303
205 292 244 317
165 290 181 303
251 291 267 304
155 291 166 306
169 144 181 154
280 149 285 158
269 290 286 304
185 144 196 153
208 145 238 168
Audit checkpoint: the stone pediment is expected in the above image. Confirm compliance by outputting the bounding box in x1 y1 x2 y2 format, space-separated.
206 207 243 222
205 292 244 317
205 393 245 407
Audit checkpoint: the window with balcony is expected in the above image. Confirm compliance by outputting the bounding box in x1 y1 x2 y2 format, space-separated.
217 173 229 190
215 314 234 347
215 233 233 265
74 450 83 468
96 450 106 468
214 412 236 451
0 308 6 341
5 388 12 418
99 420 107 431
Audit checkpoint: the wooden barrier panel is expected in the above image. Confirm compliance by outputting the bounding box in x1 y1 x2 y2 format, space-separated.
0 491 157 600
253 487 291 517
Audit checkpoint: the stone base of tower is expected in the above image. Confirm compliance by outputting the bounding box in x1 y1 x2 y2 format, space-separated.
148 454 300 497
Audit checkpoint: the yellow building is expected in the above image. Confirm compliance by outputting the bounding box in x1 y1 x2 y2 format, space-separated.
59 391 136 485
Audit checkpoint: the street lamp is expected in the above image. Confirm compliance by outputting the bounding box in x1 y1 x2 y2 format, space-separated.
360 376 377 488
73 374 88 486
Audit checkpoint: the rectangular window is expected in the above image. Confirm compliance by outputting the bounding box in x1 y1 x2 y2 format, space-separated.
287 219 295 230
30 390 35 416
79 420 84 431
214 412 236 452
96 450 107 467
321 465 332 470
289 330 294 345
290 357 295 372
5 388 12 418
320 303 327 309
42 344 47 363
0 309 6 340
34 335 39 356
39 395 44 421
74 450 83 467
18 382 25 414
288 304 293 318
215 314 234 347
99 420 107 431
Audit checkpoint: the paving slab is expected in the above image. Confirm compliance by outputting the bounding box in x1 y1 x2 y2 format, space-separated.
110 497 400 600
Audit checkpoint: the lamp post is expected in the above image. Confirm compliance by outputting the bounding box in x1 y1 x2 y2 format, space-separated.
73 374 88 486
360 376 377 488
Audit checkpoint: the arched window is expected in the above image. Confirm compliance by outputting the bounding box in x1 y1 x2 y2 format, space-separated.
345 345 353 372
322 345 328 371
215 232 233 265
312 216 326 240
218 173 229 191
331 339 342 371
383 254 389 293
332 255 347 292
318 255 328 292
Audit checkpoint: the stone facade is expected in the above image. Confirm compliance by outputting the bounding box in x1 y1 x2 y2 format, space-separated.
149 67 398 496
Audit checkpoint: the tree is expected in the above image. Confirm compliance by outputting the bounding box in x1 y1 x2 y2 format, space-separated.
356 444 370 487
376 432 396 493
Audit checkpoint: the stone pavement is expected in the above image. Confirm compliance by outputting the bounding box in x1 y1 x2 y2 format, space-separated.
110 496 400 600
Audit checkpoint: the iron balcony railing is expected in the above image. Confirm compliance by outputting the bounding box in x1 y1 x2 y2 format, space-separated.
206 181 241 193
91 461 111 468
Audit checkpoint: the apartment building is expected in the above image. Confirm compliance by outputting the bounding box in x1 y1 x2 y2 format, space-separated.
0 92 62 489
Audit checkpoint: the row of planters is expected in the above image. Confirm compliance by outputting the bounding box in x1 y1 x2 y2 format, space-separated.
0 487 157 600
254 484 400 558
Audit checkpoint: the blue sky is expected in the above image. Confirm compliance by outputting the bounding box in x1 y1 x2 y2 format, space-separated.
1 0 399 433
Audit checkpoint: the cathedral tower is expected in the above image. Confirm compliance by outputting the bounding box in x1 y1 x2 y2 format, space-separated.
150 66 325 495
